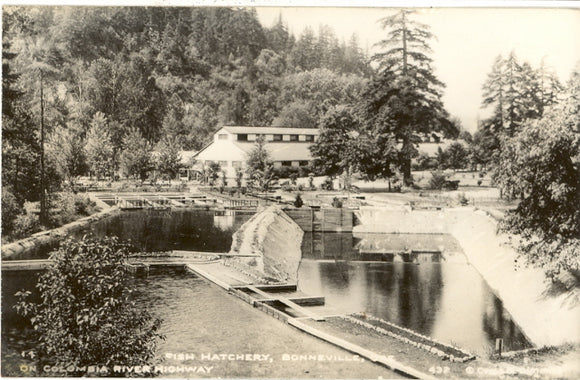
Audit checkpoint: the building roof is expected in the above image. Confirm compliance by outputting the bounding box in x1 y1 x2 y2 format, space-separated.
221 126 320 135
233 142 314 161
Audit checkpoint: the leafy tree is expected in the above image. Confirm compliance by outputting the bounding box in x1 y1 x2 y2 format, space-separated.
496 76 579 278
206 161 221 187
470 123 500 171
276 68 367 128
438 142 469 170
413 152 438 171
85 112 115 180
363 10 453 185
272 100 317 128
119 128 154 181
245 135 277 191
155 136 182 182
235 167 244 189
496 61 580 277
16 235 163 373
47 127 88 186
310 106 363 189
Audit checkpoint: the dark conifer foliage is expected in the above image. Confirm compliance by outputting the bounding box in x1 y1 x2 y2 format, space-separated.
362 10 454 185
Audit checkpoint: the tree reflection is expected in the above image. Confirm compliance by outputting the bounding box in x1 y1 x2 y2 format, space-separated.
482 289 533 351
83 209 252 252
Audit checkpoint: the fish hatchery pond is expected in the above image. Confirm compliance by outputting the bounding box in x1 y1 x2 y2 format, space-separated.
1 209 532 376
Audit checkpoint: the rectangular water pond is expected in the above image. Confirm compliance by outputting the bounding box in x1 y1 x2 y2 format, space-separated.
298 232 533 355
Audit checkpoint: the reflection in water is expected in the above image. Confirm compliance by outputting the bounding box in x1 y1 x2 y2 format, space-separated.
86 209 252 253
298 232 533 355
23 209 253 258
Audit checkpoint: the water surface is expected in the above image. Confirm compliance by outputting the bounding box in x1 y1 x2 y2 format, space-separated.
298 232 532 355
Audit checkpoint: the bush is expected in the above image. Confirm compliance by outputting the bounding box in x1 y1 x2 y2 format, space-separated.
13 212 41 239
332 197 343 208
458 193 469 206
49 192 98 227
428 171 448 190
15 236 163 373
294 194 304 208
321 177 334 191
274 166 300 179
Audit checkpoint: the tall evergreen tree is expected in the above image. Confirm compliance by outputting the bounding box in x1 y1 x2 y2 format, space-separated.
2 40 41 205
363 10 453 185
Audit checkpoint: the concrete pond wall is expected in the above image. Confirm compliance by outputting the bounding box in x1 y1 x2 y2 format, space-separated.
355 205 580 348
227 206 304 283
1 207 120 260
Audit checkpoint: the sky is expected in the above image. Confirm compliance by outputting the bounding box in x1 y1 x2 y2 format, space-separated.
256 7 580 132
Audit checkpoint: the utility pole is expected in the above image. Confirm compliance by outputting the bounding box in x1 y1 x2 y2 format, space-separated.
39 69 47 226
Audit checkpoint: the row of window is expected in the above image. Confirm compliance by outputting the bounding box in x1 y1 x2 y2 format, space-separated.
218 133 315 142
281 161 310 167
205 160 309 168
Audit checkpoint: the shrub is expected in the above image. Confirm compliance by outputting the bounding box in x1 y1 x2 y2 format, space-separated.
13 212 41 239
321 177 334 191
15 236 163 373
49 192 98 227
332 197 343 208
458 193 469 206
298 167 311 177
428 171 448 190
294 194 304 208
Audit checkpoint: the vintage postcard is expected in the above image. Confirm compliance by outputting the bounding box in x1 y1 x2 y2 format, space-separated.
1 2 579 379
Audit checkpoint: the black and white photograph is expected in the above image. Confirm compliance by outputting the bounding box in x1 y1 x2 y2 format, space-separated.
1 2 579 379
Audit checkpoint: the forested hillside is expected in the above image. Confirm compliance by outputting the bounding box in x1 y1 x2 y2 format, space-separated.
1 6 372 226
3 7 370 150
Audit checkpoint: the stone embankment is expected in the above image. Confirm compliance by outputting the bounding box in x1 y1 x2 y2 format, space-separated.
226 205 304 283
355 205 580 348
1 207 120 260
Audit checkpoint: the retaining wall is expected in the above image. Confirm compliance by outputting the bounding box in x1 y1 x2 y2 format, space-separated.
1 207 120 260
354 205 580 347
227 206 304 283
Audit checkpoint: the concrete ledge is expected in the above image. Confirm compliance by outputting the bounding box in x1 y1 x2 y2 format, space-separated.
1 259 51 271
2 207 120 260
185 263 232 291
